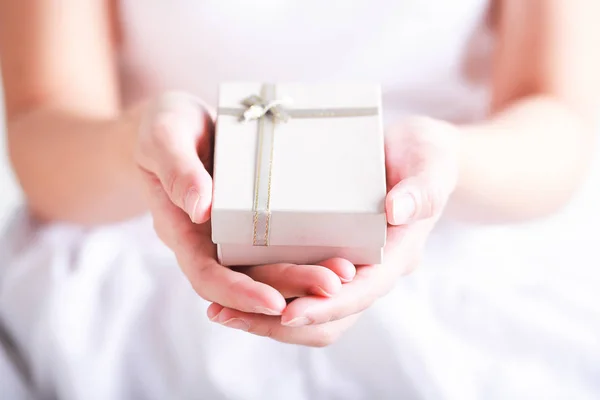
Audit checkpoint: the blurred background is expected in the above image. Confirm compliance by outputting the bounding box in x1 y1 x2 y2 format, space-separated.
0 53 599 400
0 85 20 228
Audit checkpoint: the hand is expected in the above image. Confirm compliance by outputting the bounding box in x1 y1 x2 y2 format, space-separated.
134 92 355 316
207 117 460 346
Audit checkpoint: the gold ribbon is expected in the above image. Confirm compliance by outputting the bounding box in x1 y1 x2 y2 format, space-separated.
219 83 379 247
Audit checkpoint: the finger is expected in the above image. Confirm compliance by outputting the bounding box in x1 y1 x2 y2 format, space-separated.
240 258 355 299
386 174 447 225
319 258 356 283
139 168 195 248
207 304 361 347
141 171 286 315
280 264 385 327
190 258 288 315
138 92 214 224
241 263 343 299
384 117 459 226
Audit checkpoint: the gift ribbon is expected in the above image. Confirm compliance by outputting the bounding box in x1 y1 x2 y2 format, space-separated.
219 83 379 246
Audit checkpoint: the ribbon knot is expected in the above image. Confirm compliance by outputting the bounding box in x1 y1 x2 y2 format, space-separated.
240 95 291 123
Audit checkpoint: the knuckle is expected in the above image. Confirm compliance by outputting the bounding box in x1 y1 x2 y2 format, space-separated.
263 325 277 339
246 323 259 335
165 167 198 200
164 169 179 197
421 186 445 219
249 323 276 340
144 173 165 200
149 114 179 150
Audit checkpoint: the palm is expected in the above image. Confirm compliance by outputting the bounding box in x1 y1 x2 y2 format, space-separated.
203 117 461 347
276 118 460 324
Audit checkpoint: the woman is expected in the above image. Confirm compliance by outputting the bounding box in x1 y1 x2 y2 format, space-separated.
1 0 599 399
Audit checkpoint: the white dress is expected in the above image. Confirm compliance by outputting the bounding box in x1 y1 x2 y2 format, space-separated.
2 1 600 399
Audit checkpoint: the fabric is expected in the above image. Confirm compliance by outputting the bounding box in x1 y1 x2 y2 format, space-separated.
2 1 600 399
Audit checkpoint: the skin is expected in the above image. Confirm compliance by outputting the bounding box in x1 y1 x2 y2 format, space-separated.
1 0 599 347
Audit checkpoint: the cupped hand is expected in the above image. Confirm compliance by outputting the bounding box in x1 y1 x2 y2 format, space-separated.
207 117 460 346
134 92 355 315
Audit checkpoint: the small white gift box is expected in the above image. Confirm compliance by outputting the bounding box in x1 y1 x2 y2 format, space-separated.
211 82 387 266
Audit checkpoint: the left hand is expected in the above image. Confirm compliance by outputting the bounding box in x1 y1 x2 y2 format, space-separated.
207 117 461 347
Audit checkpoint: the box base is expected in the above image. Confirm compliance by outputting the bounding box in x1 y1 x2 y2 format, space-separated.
217 244 383 267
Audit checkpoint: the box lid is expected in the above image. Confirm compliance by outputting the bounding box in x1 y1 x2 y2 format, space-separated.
211 82 387 249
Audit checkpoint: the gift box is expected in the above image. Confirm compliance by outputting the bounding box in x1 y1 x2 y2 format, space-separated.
211 82 387 266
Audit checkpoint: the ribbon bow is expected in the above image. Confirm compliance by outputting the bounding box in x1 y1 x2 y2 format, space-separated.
240 95 291 123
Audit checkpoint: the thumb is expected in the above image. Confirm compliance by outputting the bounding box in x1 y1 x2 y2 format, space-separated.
386 175 447 225
138 92 214 224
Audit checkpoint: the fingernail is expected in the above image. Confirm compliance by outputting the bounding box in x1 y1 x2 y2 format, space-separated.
253 307 280 316
281 317 311 327
222 318 250 331
312 286 334 297
185 189 200 223
208 309 222 322
392 194 416 225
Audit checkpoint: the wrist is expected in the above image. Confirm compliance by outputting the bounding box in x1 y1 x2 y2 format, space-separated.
100 99 153 214
116 100 151 174
454 124 481 196
446 123 495 221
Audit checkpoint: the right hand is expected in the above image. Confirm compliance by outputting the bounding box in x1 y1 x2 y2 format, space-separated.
133 92 355 317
